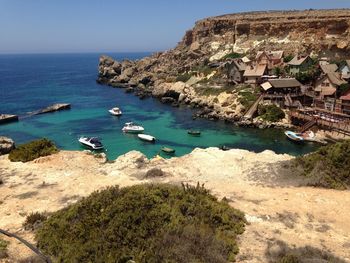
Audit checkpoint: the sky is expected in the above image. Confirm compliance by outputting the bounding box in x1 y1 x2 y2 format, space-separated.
1 0 350 54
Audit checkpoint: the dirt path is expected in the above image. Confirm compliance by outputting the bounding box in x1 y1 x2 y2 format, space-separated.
0 148 349 262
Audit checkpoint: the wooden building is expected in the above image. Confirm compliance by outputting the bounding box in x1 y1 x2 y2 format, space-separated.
287 55 313 75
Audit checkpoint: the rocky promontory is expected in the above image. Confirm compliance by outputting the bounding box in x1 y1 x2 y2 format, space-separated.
97 9 350 126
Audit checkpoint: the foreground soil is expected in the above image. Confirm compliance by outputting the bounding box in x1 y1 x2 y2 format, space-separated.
0 148 349 262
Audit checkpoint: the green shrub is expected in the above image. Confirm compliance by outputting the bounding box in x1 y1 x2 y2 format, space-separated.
8 138 58 162
0 238 9 259
283 55 294 63
293 140 350 189
195 85 235 97
35 183 245 262
339 83 350 95
258 104 285 122
24 212 48 231
222 52 243 60
176 73 192 82
238 91 258 109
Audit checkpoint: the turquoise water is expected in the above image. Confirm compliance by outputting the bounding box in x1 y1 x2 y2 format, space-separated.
0 53 319 159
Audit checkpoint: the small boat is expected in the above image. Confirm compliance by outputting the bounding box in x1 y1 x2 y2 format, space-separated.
284 131 304 142
188 130 201 136
122 122 144 133
78 137 104 150
108 107 122 116
138 134 155 142
161 147 175 154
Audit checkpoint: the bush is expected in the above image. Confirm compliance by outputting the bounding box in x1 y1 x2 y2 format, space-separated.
293 140 350 189
238 90 258 109
176 73 192 82
258 104 285 122
24 212 48 231
8 138 58 162
0 238 9 259
222 52 243 60
283 55 294 63
35 183 245 262
265 240 346 263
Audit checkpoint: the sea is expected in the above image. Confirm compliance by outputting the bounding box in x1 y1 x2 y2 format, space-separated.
0 53 319 159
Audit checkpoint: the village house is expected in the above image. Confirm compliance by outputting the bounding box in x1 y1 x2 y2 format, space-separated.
340 90 350 115
243 64 267 86
224 58 246 84
314 72 347 111
255 51 284 69
339 60 350 80
287 55 314 75
260 78 302 108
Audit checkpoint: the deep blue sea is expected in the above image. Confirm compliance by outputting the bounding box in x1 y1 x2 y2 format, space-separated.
0 53 319 159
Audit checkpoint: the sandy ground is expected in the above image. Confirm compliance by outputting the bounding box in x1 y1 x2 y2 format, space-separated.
0 148 350 262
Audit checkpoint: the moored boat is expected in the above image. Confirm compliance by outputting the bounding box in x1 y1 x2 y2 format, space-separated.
284 131 304 142
138 134 155 142
187 130 201 136
122 122 144 133
78 137 104 150
108 107 122 116
161 147 175 154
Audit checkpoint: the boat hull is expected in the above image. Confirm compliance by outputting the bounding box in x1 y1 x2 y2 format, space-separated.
161 147 175 154
138 134 155 142
109 110 122 116
284 131 304 142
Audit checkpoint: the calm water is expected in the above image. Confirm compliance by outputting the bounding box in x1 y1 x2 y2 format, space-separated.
0 53 319 159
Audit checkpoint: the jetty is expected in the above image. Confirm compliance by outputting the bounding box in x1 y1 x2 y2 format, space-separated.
289 109 350 136
242 95 264 120
0 114 19 125
36 103 71 115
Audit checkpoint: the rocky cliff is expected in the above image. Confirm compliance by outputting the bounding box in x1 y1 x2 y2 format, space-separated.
97 9 350 123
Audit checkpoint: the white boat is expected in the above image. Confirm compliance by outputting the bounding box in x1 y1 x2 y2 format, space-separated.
138 134 155 142
108 107 122 116
284 131 304 142
122 122 144 133
78 137 104 150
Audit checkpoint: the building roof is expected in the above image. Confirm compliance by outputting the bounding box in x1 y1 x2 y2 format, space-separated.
261 82 273 91
243 64 267 77
321 87 337 96
241 56 251 63
256 51 284 61
340 90 350 101
232 59 246 71
267 78 302 88
327 72 347 86
287 55 311 66
320 64 338 74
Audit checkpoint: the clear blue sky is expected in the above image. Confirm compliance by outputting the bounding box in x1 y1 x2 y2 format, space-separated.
1 0 349 54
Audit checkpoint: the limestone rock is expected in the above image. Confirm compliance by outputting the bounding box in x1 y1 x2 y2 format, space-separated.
0 137 15 155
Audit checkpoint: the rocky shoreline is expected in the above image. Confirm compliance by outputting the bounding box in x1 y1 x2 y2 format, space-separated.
97 58 294 130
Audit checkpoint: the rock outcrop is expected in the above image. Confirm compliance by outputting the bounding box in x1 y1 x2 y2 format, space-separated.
0 136 15 155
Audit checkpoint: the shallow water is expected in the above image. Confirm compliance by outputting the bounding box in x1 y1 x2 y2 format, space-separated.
0 53 319 159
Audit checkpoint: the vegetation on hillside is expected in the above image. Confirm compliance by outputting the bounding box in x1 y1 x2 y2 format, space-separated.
258 104 285 122
265 240 347 263
0 238 9 259
176 73 192 82
35 183 245 263
238 86 260 109
8 138 58 162
293 140 350 189
194 85 235 96
222 52 244 60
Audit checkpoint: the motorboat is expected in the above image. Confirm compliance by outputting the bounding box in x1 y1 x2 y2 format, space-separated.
122 122 144 133
161 147 175 154
138 134 155 142
187 130 201 136
108 107 122 116
78 137 104 150
284 131 304 142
